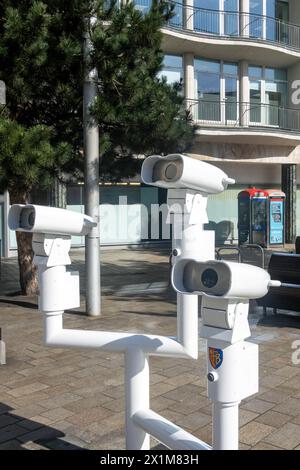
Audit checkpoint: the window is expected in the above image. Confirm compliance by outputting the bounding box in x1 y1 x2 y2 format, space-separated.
275 0 289 43
194 0 238 36
249 65 288 126
276 0 289 22
249 80 262 123
158 55 183 86
224 0 239 35
224 63 238 121
195 58 238 123
249 0 289 42
194 0 220 34
266 0 276 41
197 0 220 10
67 186 83 206
169 0 183 28
195 59 221 121
134 0 184 27
133 0 151 14
249 0 264 38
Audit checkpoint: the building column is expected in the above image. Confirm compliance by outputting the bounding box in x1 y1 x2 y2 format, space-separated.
282 164 297 244
184 52 195 118
239 60 249 127
183 0 194 31
49 178 67 209
239 0 249 37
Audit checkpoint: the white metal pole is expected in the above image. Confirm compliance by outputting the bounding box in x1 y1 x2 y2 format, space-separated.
125 348 150 450
0 328 6 365
176 294 198 358
134 409 212 450
172 209 215 359
173 218 199 359
83 21 101 317
213 402 240 450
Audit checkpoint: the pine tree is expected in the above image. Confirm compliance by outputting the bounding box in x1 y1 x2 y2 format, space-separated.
0 118 69 294
0 0 196 294
0 0 86 294
90 1 195 179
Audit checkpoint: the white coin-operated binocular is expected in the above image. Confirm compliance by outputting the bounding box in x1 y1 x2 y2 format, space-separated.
172 259 280 300
8 204 97 313
8 204 96 237
172 258 280 336
7 156 276 451
172 258 280 449
141 154 235 262
141 153 235 193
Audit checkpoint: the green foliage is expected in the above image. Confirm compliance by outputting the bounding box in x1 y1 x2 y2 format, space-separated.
0 117 69 197
0 0 196 186
91 1 195 179
0 0 87 178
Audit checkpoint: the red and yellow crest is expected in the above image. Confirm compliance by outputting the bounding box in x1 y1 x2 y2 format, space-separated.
209 347 223 370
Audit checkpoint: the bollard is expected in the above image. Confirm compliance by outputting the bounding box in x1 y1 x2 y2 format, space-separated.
0 328 6 365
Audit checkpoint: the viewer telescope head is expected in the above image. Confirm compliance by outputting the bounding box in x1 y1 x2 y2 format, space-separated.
141 154 235 194
8 204 96 237
172 259 280 300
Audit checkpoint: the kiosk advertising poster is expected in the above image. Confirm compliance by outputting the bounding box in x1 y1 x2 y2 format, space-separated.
270 199 284 245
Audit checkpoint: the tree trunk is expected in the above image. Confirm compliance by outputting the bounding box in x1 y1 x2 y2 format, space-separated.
10 192 38 295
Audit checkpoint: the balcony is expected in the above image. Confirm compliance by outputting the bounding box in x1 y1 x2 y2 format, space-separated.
162 3 300 66
168 3 300 50
187 100 300 145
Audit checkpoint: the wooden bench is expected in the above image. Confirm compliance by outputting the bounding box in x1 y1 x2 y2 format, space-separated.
257 252 300 315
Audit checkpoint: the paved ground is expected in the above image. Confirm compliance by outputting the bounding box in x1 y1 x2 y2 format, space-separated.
0 247 300 450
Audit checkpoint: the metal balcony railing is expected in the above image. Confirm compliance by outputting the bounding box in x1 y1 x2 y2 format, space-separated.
167 2 300 51
186 99 300 133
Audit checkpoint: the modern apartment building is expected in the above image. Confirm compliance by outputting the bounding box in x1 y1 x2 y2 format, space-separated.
156 0 300 243
2 0 300 254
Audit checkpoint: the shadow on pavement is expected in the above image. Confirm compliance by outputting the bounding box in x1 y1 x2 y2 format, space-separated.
258 312 300 329
0 403 84 450
0 299 38 310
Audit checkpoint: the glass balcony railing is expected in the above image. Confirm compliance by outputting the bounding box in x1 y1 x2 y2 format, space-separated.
186 100 300 133
167 2 300 51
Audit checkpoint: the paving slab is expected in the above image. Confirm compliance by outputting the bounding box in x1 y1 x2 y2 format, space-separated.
263 422 300 450
0 248 300 450
239 421 275 446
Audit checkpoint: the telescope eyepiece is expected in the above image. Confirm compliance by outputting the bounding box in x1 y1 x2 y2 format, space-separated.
201 269 219 289
19 208 36 230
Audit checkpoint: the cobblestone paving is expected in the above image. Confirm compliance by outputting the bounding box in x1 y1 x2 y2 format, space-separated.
0 248 300 450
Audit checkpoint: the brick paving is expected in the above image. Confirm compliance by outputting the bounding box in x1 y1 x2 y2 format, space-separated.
0 247 300 450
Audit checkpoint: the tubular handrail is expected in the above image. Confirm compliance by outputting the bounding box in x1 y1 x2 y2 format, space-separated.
215 246 242 263
185 99 300 133
215 244 265 269
240 244 265 269
167 1 300 51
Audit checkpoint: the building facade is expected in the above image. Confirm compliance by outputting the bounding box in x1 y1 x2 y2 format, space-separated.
2 0 300 255
157 0 300 243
